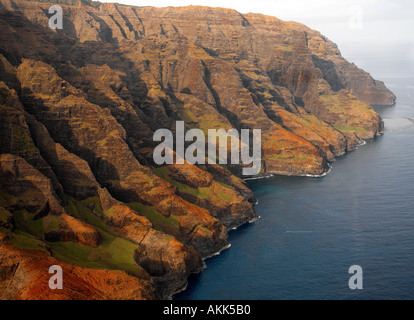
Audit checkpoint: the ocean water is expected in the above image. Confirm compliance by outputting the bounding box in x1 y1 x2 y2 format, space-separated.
176 48 414 300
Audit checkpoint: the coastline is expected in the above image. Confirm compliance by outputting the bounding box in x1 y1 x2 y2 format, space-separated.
0 0 399 300
172 135 376 299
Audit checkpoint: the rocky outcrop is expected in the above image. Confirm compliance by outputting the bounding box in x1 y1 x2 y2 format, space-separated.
0 153 65 217
0 153 102 246
0 80 64 199
134 229 203 297
0 244 156 300
97 187 204 297
159 162 256 228
25 113 100 200
0 0 396 300
44 213 101 247
0 206 13 230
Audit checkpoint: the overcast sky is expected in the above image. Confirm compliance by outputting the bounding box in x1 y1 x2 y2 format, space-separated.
98 0 414 64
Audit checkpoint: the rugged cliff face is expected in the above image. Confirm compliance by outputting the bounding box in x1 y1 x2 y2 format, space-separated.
0 0 395 299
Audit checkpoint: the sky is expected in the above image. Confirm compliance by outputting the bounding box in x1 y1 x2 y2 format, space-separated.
97 0 414 69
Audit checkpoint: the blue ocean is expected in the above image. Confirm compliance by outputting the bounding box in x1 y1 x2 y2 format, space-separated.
176 46 414 300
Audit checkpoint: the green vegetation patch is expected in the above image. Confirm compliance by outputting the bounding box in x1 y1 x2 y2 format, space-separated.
153 167 233 204
126 201 179 230
0 206 12 225
153 167 208 198
51 196 145 275
332 123 366 132
216 181 235 190
7 229 49 253
176 102 194 123
318 94 370 133
267 152 309 162
13 209 45 237
0 190 14 208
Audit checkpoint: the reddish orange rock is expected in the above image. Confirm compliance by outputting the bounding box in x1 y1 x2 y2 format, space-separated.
0 244 156 300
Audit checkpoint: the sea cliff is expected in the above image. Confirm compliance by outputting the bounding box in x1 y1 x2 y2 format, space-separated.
0 0 394 299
